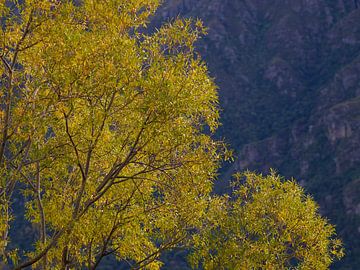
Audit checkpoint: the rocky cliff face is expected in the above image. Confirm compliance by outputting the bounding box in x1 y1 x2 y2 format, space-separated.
155 0 360 268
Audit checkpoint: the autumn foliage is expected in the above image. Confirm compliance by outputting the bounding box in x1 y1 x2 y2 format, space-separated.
0 1 342 269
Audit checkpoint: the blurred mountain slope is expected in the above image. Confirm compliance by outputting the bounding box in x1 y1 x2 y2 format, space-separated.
154 1 360 268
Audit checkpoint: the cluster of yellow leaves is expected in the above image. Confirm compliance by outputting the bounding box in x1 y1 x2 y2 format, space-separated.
1 0 226 269
189 171 344 270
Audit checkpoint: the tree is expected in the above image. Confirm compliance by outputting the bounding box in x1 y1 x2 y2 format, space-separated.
189 171 344 270
0 1 226 269
0 1 343 270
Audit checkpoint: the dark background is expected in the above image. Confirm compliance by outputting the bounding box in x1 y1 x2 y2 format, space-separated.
153 1 360 269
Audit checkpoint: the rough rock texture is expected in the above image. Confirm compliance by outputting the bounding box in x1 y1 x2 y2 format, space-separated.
154 0 360 268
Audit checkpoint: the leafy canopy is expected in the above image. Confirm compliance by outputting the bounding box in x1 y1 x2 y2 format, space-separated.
189 172 344 270
1 0 225 268
0 1 343 269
